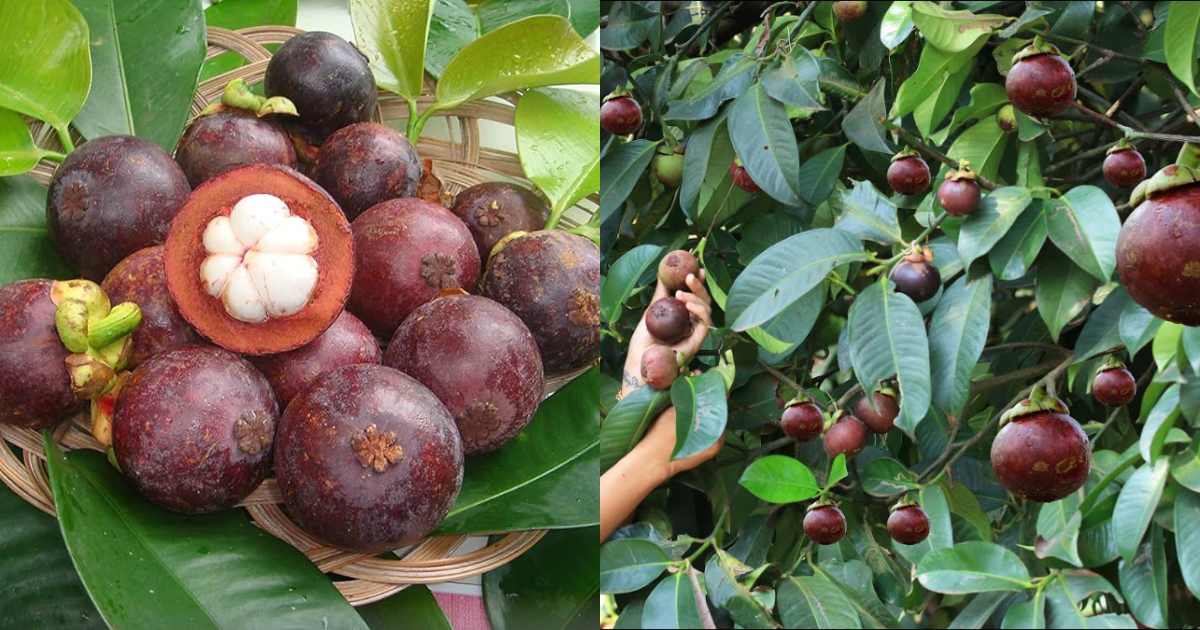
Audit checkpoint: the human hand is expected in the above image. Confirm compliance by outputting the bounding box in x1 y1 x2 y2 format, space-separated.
634 406 724 483
620 270 713 397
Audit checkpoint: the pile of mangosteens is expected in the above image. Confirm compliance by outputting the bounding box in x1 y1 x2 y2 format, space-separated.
0 31 599 554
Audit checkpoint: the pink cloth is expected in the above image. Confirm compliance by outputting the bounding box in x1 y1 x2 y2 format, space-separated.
432 592 490 630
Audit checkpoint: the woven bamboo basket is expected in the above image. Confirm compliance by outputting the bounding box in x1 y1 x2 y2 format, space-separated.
1 26 597 607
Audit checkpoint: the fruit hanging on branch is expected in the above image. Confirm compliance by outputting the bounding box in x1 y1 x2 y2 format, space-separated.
989 384 1091 503
780 399 824 442
889 247 941 304
997 104 1017 133
600 94 643 136
886 150 931 195
1005 39 1077 118
657 250 701 292
803 503 847 544
641 345 682 390
887 503 930 545
1092 357 1137 407
1103 142 1147 189
645 297 693 344
653 144 685 188
824 411 868 458
729 157 760 193
832 1 867 23
854 387 899 434
937 165 982 217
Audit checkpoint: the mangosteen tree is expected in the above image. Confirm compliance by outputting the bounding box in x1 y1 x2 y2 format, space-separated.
599 2 1200 628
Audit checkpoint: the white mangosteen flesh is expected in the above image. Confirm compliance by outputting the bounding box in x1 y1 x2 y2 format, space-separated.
198 194 319 323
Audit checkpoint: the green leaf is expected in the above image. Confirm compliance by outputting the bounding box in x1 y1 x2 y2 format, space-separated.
1175 488 1200 601
728 83 802 205
484 526 598 630
351 0 434 101
1165 1 1200 96
600 384 671 471
204 0 296 28
1113 459 1169 562
476 0 566 33
73 0 206 152
910 1 1008 53
891 40 983 120
358 586 451 630
665 56 756 121
642 571 704 629
826 454 849 490
842 80 891 155
1001 593 1045 628
1035 496 1083 567
1152 322 1183 372
1035 253 1096 343
861 457 920 496
1044 571 1133 628
812 560 893 629
957 187 1033 267
1118 530 1167 629
1118 301 1160 356
796 145 847 206
43 439 366 630
1139 384 1180 464
670 370 728 460
726 228 865 332
761 55 824 113
738 455 820 504
436 15 598 109
426 0 479 79
1181 326 1200 374
0 108 49 175
0 481 101 628
679 108 728 218
848 281 932 435
931 83 1008 144
778 575 862 629
600 245 664 325
946 117 1009 183
600 539 672 594
438 369 599 533
916 542 1032 594
599 139 656 239
1073 288 1132 362
988 200 1046 280
0 0 91 130
950 592 1008 629
880 1 915 49
831 180 903 245
1044 186 1120 283
0 174 74 284
516 88 600 223
929 274 992 416
943 479 993 542
919 483 954 551
914 57 973 138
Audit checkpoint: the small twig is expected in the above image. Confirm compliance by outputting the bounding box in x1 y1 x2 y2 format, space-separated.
836 383 863 409
982 342 1071 355
688 567 718 629
760 362 803 393
1030 30 1142 63
1075 52 1114 79
751 436 795 458
1169 82 1200 127
1106 78 1144 118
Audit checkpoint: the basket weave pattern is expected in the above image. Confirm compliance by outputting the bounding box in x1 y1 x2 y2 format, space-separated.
1 26 595 607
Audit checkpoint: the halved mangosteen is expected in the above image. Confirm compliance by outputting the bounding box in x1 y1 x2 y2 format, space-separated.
164 164 354 355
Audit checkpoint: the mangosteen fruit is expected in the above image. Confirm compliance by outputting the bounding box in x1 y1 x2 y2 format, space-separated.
600 95 642 135
833 1 867 22
112 346 278 513
887 504 930 545
641 345 681 390
890 249 941 303
102 246 199 368
274 364 463 552
384 294 543 455
997 104 1017 133
349 198 481 337
824 414 867 458
989 386 1091 502
657 250 700 293
1092 362 1136 407
938 168 981 217
313 122 422 220
1103 145 1146 189
264 31 377 144
803 504 846 545
47 135 191 281
645 297 693 345
653 145 685 188
250 311 380 406
163 163 355 355
1006 43 1076 118
854 389 899 434
175 109 297 188
1116 165 1200 324
480 230 599 374
0 280 82 428
450 182 548 262
887 152 931 195
780 401 823 441
729 159 759 193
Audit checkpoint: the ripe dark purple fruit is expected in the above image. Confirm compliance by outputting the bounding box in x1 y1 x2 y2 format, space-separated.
887 155 931 195
854 391 899 434
938 177 981 217
1006 52 1076 118
641 345 680 390
658 250 700 292
313 122 422 220
102 246 199 368
824 415 868 458
174 109 298 187
600 95 642 135
781 402 823 441
385 294 544 455
803 505 847 544
47 135 191 281
1093 366 1136 407
250 310 381 406
264 31 376 144
990 409 1091 503
0 280 81 428
890 253 941 303
450 182 548 262
113 346 279 513
274 364 463 552
1103 148 1146 189
833 1 867 22
887 505 930 545
645 297 693 345
729 161 759 193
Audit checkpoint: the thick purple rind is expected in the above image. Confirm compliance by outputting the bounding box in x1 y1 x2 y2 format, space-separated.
264 31 377 144
1006 53 1077 118
250 310 381 406
890 260 941 303
600 97 642 135
803 505 846 545
175 110 298 188
314 122 422 221
450 182 548 262
102 246 199 368
887 506 930 545
887 156 931 195
823 416 868 458
0 280 80 429
780 403 823 441
854 392 899 434
990 410 1091 503
1116 183 1200 325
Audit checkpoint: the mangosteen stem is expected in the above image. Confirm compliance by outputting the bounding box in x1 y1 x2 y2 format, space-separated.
53 124 75 153
41 150 67 163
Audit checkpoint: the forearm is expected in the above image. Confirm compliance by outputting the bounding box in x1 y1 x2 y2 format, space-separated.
600 444 668 542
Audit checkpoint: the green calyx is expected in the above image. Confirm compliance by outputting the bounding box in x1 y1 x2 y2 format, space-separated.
1098 354 1127 373
875 384 898 399
202 78 299 118
1106 139 1135 156
50 280 141 403
1129 164 1200 207
1012 36 1064 64
999 382 1069 426
890 496 919 512
1177 143 1200 170
891 148 920 162
65 354 116 401
945 161 977 182
88 302 142 350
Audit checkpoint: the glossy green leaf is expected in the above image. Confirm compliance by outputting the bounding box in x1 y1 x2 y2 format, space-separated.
910 1 1008 52
929 274 992 415
891 40 983 120
1118 530 1167 629
204 0 296 28
916 542 1032 594
1139 384 1180 464
1035 496 1083 567
1181 326 1200 374
831 180 902 245
1118 301 1160 356
1152 322 1183 372
516 88 600 223
601 244 664 325
1045 186 1120 283
950 592 1009 629
726 228 865 332
703 550 775 628
679 108 728 218
778 575 862 629
947 117 1009 182
880 1 915 49
426 0 479 79
0 108 48 175
0 0 91 130
796 145 846 206
826 454 848 490
957 187 1033 267
1001 593 1045 629
861 457 920 496
943 479 993 542
914 57 974 138
812 561 892 629
351 0 434 101
1176 488 1200 600
1044 571 1132 629
761 55 823 113
642 571 704 629
600 384 671 471
436 16 598 109
728 83 802 205
484 526 597 630
476 0 565 33
747 281 826 358
600 1 657 51
1073 288 1132 362
665 56 755 121
848 281 931 435
738 455 820 504
917 483 954 554
1165 1 1200 96
600 538 672 594
358 586 451 630
670 370 727 460
842 80 891 155
1035 253 1096 343
599 139 656 241
1113 459 1169 562
931 83 1007 144
73 0 205 151
438 369 599 533
43 439 366 630
0 174 74 284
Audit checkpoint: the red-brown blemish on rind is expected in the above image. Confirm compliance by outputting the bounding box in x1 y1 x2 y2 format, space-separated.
0 280 81 428
163 163 354 355
175 109 298 188
450 182 548 262
102 246 199 368
1005 53 1077 118
274 364 463 552
249 310 380 406
1117 183 1200 325
313 122 421 221
990 410 1091 503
